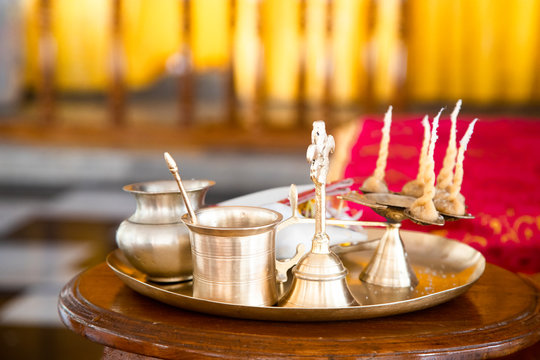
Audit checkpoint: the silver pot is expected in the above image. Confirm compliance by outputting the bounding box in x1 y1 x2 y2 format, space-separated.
116 179 214 283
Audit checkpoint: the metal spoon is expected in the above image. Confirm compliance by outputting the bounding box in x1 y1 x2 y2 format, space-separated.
163 152 198 224
403 208 445 226
438 211 475 221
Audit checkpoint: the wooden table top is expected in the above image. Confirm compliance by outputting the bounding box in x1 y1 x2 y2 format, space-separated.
58 262 540 359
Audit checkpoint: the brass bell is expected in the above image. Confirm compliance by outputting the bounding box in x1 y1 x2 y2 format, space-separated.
279 121 357 308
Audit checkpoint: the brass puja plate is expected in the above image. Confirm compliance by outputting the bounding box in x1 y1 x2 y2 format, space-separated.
107 228 485 322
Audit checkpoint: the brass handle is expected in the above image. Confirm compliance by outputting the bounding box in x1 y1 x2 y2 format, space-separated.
275 243 305 283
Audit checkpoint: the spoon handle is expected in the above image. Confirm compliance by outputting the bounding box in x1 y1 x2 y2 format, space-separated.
164 152 198 224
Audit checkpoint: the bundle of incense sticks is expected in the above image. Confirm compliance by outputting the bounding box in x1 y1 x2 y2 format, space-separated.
401 115 430 197
408 109 443 222
435 100 461 196
435 119 478 215
361 106 392 193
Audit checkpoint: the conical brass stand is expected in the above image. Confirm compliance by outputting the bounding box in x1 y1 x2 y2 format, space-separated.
360 222 418 288
341 192 419 288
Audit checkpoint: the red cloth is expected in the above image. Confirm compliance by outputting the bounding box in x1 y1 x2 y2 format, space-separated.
343 115 540 274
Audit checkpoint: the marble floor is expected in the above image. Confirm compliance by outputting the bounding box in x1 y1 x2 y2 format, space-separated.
0 187 129 359
0 144 309 359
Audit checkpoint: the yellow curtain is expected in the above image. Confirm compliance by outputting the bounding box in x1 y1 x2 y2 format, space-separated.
499 0 540 104
407 0 445 103
330 0 369 106
23 0 183 91
21 0 540 106
462 0 503 104
261 0 301 103
120 0 183 88
233 0 260 102
371 0 403 104
191 0 231 70
304 0 328 104
438 0 465 102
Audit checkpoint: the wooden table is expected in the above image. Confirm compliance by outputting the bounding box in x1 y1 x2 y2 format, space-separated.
58 262 540 359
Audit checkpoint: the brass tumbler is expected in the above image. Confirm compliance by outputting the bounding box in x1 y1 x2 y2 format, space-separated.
183 206 302 306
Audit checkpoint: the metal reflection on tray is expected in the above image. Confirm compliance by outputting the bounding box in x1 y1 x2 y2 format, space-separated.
107 228 485 322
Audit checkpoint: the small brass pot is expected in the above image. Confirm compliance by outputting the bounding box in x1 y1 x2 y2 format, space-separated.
116 179 214 283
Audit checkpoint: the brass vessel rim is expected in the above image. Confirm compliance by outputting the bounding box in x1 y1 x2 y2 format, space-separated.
182 206 283 236
292 268 348 281
194 275 275 285
191 249 273 259
123 179 215 194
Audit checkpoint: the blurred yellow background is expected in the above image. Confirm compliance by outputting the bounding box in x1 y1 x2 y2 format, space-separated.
18 0 540 109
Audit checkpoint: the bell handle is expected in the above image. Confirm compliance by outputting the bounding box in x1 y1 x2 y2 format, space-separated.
275 243 305 283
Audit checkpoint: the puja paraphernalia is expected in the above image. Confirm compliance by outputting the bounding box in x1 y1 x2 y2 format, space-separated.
109 115 484 321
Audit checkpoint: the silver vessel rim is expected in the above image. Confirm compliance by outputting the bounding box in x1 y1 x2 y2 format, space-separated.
123 179 215 194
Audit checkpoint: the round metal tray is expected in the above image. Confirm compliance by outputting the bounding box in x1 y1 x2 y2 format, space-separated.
107 228 485 322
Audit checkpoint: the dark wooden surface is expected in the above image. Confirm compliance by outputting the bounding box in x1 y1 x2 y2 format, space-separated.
58 262 540 359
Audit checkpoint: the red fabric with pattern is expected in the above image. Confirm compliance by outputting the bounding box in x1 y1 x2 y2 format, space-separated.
344 116 540 274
